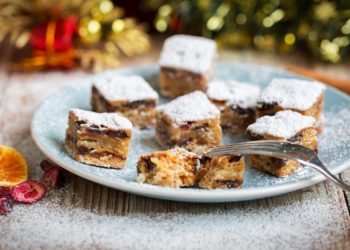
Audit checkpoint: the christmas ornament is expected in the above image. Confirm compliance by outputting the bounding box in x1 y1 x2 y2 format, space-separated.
0 0 150 71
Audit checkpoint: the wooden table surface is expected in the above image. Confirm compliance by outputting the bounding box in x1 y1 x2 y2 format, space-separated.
1 41 350 250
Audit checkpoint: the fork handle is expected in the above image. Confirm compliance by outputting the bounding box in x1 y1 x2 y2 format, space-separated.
301 159 350 192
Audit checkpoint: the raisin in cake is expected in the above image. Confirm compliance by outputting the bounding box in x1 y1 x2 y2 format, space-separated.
136 147 198 188
156 91 222 153
246 110 317 177
65 109 132 168
206 80 260 134
159 35 217 98
91 75 159 128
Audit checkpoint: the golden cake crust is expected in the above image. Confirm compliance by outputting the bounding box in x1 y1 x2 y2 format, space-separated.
210 99 256 134
91 76 158 129
156 91 222 153
246 110 318 177
159 67 210 98
92 86 157 129
248 127 318 177
158 35 217 98
256 78 325 126
256 94 324 122
65 109 132 169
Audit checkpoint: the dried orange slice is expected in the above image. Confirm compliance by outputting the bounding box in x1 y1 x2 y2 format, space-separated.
0 146 28 187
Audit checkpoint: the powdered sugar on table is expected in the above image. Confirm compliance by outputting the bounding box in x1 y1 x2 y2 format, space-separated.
1 187 346 250
159 35 217 74
93 75 159 102
257 78 325 110
206 80 260 109
157 91 220 124
247 110 315 138
71 108 132 130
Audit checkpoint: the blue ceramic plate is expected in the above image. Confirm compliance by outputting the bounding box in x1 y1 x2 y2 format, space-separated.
31 63 350 202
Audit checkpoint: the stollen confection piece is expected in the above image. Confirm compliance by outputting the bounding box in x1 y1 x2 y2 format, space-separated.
65 109 132 168
246 110 318 177
91 75 159 128
156 91 222 153
256 78 325 124
206 80 260 134
198 154 245 189
159 35 217 98
136 147 199 188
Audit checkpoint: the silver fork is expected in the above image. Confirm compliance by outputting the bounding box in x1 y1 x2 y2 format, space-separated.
206 140 350 192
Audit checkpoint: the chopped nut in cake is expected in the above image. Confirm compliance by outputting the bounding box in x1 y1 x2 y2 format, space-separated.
136 147 199 188
198 154 245 189
256 78 325 131
206 80 260 134
91 75 159 128
156 91 222 153
246 110 317 177
65 109 132 168
159 35 217 98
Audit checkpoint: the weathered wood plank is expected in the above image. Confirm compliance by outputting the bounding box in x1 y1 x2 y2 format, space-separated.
340 168 350 213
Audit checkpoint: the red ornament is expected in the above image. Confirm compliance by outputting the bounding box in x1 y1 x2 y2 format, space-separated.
13 16 79 70
170 15 183 32
30 16 77 52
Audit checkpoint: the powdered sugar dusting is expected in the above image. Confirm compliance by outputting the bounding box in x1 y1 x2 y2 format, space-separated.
71 108 132 130
206 80 260 108
168 147 198 159
318 108 350 167
247 110 315 138
157 91 220 124
0 186 347 250
93 75 158 102
159 35 217 73
258 78 325 110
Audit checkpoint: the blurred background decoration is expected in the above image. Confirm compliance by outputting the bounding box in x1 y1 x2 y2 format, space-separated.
0 0 150 71
1 0 350 72
142 0 350 64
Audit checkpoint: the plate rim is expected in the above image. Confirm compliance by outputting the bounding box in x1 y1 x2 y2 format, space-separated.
30 62 350 203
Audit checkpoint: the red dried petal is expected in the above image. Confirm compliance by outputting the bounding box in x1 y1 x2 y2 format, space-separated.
42 167 65 189
0 196 13 215
11 180 46 204
0 186 11 197
40 160 59 171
